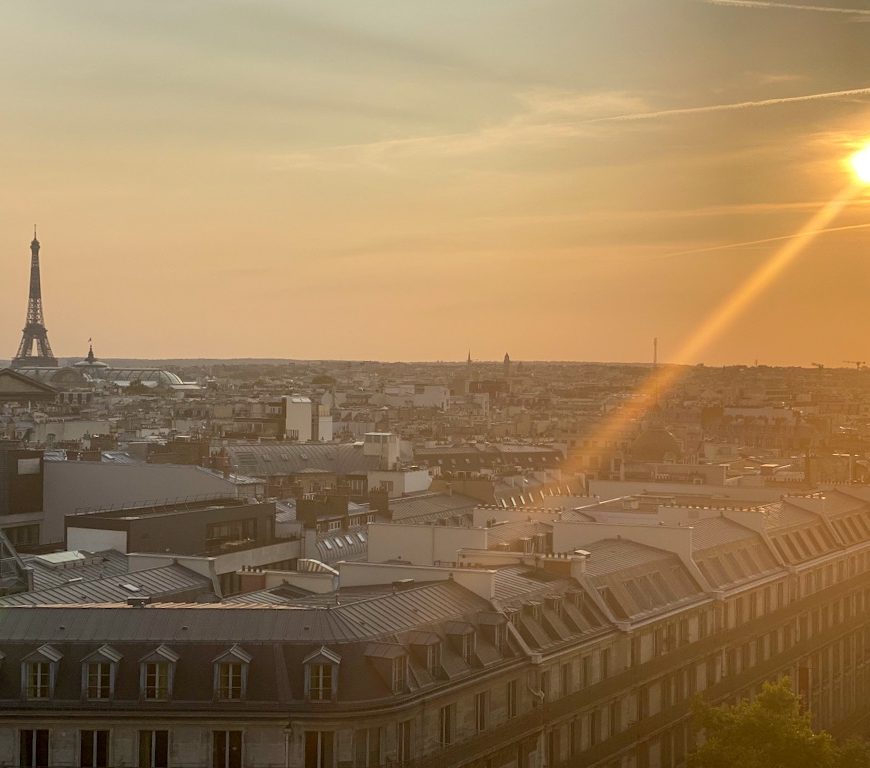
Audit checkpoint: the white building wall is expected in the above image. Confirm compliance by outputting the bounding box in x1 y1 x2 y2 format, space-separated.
66 527 128 553
317 414 333 442
43 462 253 545
366 522 487 565
283 396 312 442
367 468 431 498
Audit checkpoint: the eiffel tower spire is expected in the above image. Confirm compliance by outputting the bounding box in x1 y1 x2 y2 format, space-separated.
11 228 58 368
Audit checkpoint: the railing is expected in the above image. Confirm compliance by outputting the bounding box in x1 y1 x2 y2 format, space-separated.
70 493 237 517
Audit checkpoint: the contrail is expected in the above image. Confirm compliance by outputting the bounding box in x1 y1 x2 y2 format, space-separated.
592 86 870 122
658 222 870 260
703 0 870 14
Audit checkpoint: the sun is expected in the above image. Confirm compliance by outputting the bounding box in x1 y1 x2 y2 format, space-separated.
851 143 870 184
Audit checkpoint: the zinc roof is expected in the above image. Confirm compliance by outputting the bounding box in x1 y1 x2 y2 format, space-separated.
0 581 490 645
0 564 212 606
690 517 758 551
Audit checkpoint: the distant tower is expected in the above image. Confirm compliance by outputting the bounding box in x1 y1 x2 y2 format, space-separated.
467 350 472 369
503 352 512 379
11 228 57 368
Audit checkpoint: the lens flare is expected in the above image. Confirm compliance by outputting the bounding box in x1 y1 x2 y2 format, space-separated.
574 182 861 466
852 144 870 184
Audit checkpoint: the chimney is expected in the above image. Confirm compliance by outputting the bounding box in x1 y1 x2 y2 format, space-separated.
369 488 390 516
570 550 589 580
238 568 267 593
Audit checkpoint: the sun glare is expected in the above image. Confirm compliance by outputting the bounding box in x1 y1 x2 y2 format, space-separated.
851 143 870 184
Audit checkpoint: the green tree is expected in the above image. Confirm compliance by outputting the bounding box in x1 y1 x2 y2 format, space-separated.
690 678 869 768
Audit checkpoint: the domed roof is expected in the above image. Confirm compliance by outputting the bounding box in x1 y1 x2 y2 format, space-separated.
74 343 109 369
631 425 681 462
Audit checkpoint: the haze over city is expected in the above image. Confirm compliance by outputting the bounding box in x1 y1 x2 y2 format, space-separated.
1 0 868 364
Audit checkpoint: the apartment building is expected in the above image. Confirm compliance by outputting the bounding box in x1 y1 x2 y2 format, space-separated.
2 487 870 768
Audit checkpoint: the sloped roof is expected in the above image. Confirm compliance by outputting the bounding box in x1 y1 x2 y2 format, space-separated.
0 563 212 606
388 492 478 522
0 368 57 400
0 581 491 645
224 443 378 477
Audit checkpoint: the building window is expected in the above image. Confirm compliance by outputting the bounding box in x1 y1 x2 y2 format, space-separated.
353 728 380 768
143 663 170 701
561 663 571 697
212 646 251 701
305 731 333 768
391 656 406 694
581 656 591 687
138 731 168 768
461 633 476 663
206 518 258 552
139 646 178 702
547 730 560 767
396 721 412 764
588 710 599 746
507 679 518 719
310 664 333 701
609 701 620 737
218 662 243 700
439 704 455 746
541 668 552 701
3 524 40 547
304 647 341 702
213 731 243 768
80 730 109 768
25 661 51 699
20 730 49 768
85 663 112 700
426 643 441 677
475 690 489 732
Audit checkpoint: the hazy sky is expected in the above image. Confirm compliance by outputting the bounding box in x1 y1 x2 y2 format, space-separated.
1 0 868 364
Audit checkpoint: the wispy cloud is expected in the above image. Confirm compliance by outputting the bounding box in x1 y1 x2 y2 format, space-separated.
271 85 870 170
592 86 870 122
702 0 870 15
655 222 870 261
272 90 648 170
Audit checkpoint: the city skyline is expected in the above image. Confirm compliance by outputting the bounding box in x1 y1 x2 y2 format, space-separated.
1 1 869 364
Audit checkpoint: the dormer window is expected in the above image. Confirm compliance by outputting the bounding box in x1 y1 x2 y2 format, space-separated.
479 612 508 652
364 644 407 694
446 622 476 664
81 645 122 701
392 656 406 693
427 643 441 677
407 632 442 679
22 645 62 700
304 647 341 702
144 664 170 700
310 664 333 700
139 646 179 702
461 633 476 663
213 645 252 702
545 595 563 618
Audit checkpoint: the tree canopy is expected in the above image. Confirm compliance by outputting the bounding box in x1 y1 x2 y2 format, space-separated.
690 677 870 768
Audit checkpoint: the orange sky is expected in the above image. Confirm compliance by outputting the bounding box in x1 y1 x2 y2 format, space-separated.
1 1 868 364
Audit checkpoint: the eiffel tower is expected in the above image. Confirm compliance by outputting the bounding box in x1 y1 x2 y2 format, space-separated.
11 228 57 368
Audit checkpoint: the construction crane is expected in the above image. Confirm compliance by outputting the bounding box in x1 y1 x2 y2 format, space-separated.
811 362 824 369
844 360 866 370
